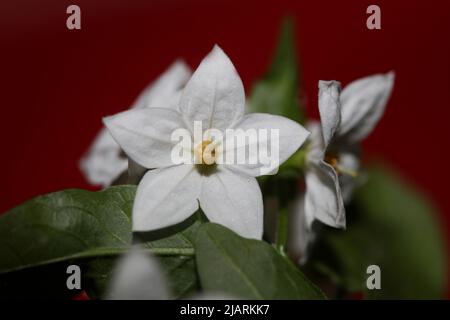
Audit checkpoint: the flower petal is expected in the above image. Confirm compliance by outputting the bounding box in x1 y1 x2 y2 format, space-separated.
318 80 342 149
305 161 346 229
338 72 395 143
180 45 245 131
224 113 310 176
79 129 128 187
107 246 169 300
199 168 263 239
305 121 326 162
133 165 201 231
103 108 189 169
132 60 191 111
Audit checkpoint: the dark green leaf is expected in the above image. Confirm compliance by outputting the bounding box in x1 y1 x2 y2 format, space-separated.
0 186 200 299
249 18 304 123
195 223 325 299
311 165 446 299
0 186 136 273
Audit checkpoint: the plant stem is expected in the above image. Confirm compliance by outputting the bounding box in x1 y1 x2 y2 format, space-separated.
276 207 289 254
147 247 195 256
87 247 195 257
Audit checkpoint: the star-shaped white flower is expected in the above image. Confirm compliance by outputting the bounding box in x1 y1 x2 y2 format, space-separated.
79 60 191 187
104 45 309 239
304 72 395 230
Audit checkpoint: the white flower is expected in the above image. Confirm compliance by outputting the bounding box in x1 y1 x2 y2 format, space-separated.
79 61 192 187
303 72 395 230
104 45 310 239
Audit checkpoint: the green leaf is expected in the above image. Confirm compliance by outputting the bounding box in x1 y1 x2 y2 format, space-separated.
83 219 200 299
311 165 446 299
0 186 136 273
0 186 199 299
195 223 326 299
249 18 304 123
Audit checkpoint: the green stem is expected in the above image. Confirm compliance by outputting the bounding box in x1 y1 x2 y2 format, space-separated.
147 247 195 256
276 207 289 254
85 246 195 257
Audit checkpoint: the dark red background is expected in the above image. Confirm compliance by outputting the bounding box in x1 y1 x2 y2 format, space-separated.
1 0 449 294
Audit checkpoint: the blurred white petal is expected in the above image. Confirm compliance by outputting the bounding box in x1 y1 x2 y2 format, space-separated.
80 61 191 186
103 108 188 169
132 60 191 110
305 161 346 229
107 247 169 300
338 72 395 143
318 80 341 149
79 129 128 187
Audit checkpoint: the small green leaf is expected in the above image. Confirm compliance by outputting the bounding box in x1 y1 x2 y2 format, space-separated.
195 223 326 299
311 165 446 299
249 18 304 123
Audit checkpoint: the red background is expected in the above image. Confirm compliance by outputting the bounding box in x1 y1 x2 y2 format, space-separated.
1 0 449 294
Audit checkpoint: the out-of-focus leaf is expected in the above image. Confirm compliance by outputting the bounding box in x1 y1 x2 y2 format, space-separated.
249 18 304 123
310 165 446 299
195 223 326 299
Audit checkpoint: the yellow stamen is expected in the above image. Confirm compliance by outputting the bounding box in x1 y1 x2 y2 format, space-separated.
195 140 216 165
324 152 358 178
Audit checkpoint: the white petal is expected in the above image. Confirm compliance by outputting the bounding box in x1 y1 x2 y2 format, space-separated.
133 165 201 231
224 113 310 177
107 246 169 300
132 60 191 111
103 108 189 169
318 80 342 149
338 72 395 143
180 45 245 131
304 161 346 229
79 128 128 187
199 168 263 239
305 121 326 162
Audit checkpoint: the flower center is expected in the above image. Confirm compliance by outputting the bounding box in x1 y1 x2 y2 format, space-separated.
324 152 357 177
194 140 218 176
195 140 217 165
324 152 339 170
